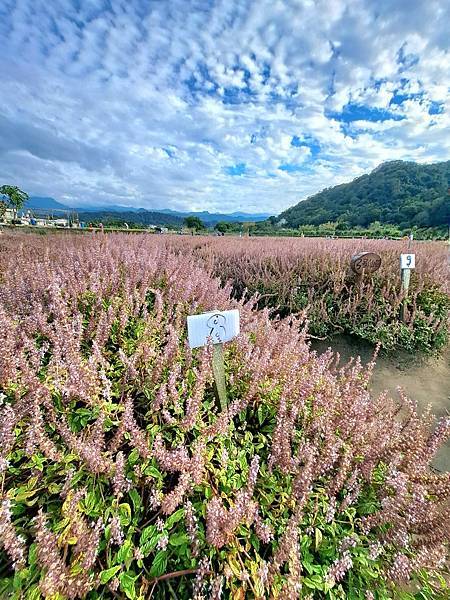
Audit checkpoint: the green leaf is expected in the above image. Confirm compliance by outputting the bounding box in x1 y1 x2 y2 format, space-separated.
144 465 162 479
169 533 189 547
166 508 184 529
15 487 37 502
25 584 42 600
13 568 29 591
257 405 265 426
140 535 159 557
118 503 132 527
315 528 323 551
83 490 99 514
28 543 38 566
238 453 248 470
129 489 142 515
250 533 260 552
140 525 157 547
100 566 121 584
303 575 324 590
117 540 133 563
149 550 168 578
302 560 314 575
119 572 137 600
128 449 140 466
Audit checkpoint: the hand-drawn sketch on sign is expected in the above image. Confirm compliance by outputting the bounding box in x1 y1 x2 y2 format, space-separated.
207 313 227 344
350 252 382 275
187 309 240 349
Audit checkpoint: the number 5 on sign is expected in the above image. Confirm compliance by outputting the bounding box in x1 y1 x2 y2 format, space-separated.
400 254 415 269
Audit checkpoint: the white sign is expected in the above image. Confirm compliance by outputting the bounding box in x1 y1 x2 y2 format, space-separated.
187 309 240 349
400 253 415 269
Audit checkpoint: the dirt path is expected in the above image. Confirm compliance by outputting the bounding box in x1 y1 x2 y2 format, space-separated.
310 336 450 472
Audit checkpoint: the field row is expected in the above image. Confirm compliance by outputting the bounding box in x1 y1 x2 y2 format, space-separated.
0 232 449 599
164 235 449 353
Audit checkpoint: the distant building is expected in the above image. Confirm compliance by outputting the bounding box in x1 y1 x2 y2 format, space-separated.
3 208 15 221
52 218 69 227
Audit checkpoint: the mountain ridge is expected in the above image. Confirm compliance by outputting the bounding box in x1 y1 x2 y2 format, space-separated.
25 197 270 224
25 196 68 210
279 160 450 228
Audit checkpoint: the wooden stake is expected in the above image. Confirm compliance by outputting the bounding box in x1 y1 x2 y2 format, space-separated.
212 343 227 411
400 268 411 322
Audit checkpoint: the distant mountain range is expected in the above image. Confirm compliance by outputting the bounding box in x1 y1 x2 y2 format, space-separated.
25 196 69 210
278 160 450 228
155 208 272 222
24 197 271 225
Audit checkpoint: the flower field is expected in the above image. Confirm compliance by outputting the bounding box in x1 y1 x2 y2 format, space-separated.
167 236 450 353
0 232 449 600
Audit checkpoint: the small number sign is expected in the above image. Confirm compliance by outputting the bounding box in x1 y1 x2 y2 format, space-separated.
400 254 415 269
187 309 240 349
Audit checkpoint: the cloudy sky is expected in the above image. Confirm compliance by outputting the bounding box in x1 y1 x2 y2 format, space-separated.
0 0 449 213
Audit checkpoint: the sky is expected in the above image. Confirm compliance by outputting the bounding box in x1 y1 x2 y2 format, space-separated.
0 0 449 214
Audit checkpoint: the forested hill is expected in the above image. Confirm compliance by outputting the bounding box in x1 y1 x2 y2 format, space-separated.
279 160 450 228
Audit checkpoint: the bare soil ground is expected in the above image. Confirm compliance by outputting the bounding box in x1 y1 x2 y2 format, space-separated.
310 336 450 472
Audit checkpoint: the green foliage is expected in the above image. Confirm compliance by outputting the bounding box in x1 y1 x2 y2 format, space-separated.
248 221 447 241
279 160 450 228
214 221 232 233
0 199 7 221
184 215 205 230
0 184 29 218
292 282 450 354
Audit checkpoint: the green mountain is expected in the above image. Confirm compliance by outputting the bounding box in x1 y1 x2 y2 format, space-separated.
279 160 450 228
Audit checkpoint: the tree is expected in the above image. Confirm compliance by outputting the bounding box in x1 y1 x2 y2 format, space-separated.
0 200 7 221
0 185 29 221
214 221 231 233
184 216 204 231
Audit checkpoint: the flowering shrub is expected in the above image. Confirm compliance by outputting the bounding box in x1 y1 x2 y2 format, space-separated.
168 236 449 353
0 233 449 600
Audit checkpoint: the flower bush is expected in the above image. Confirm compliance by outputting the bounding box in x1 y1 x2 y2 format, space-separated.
0 232 449 600
168 236 449 353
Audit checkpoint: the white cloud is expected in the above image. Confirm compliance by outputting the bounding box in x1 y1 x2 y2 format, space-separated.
0 0 449 214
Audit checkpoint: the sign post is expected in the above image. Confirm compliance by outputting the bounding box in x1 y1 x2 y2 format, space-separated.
350 252 382 283
400 253 415 322
212 343 227 411
187 309 240 411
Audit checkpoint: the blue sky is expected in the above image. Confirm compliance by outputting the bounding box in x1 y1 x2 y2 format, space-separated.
0 0 449 214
